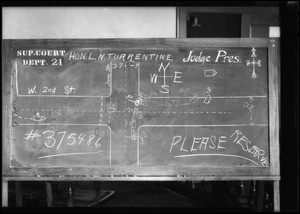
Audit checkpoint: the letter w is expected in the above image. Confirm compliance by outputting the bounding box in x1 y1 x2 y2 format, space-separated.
150 73 158 83
28 85 36 94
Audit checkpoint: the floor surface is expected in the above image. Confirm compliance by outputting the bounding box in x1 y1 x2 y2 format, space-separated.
5 181 255 212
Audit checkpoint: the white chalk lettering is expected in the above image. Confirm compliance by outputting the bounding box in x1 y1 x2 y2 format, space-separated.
97 53 106 60
68 52 87 60
217 136 227 150
159 85 170 94
215 50 240 63
169 135 182 153
64 86 75 95
191 137 201 152
180 136 188 152
230 130 243 142
182 50 210 64
209 135 216 149
17 49 65 57
199 137 209 150
230 130 269 166
28 85 37 94
173 71 183 83
24 129 105 152
150 73 159 83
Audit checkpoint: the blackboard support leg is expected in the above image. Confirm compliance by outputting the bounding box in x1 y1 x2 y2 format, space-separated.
67 182 73 207
273 180 280 212
15 181 23 207
45 181 53 207
255 181 264 212
2 180 8 207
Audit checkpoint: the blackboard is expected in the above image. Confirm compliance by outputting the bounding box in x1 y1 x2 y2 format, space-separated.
2 39 279 179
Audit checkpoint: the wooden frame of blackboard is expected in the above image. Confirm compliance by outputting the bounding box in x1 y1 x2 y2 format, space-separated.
2 38 280 209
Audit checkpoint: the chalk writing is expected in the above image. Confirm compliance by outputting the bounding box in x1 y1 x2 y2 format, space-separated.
23 129 105 151
17 49 66 57
246 48 262 78
24 129 41 141
204 87 212 104
149 62 183 94
42 86 56 94
28 85 37 94
138 125 268 167
15 61 111 97
169 135 226 153
230 130 268 166
12 44 270 169
68 51 173 62
64 86 75 94
215 50 241 63
183 51 211 64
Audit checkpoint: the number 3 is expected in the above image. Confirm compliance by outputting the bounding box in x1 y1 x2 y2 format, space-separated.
43 130 56 148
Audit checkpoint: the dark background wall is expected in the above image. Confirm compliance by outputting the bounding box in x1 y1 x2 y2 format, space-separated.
279 1 299 212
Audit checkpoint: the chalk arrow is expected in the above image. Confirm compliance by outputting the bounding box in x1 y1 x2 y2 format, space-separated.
243 102 249 107
204 69 217 77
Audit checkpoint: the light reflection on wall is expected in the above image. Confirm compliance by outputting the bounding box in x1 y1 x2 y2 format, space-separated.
3 7 176 39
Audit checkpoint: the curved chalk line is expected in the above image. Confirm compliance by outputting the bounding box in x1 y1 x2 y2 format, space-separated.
174 153 259 165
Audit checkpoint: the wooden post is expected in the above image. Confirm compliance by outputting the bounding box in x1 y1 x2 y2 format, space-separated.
45 181 53 207
256 181 265 212
273 180 280 212
15 181 23 207
2 180 8 207
67 182 73 207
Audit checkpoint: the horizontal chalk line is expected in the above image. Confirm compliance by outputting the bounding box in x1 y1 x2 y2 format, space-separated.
18 109 232 114
37 150 103 159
